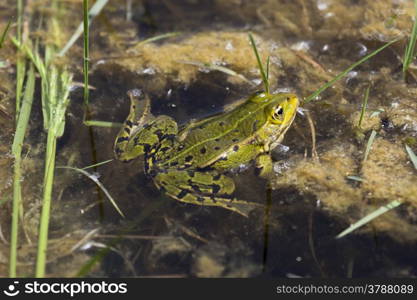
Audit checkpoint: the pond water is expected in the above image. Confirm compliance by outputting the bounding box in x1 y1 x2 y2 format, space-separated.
0 0 417 278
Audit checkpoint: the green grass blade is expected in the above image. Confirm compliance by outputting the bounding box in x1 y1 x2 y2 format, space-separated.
15 0 25 120
83 120 122 128
178 60 252 84
17 0 22 42
15 58 26 120
0 20 11 48
405 145 417 170
346 175 363 182
81 159 113 170
35 67 73 277
305 38 399 104
12 64 36 153
12 38 50 129
403 0 417 74
76 244 112 277
248 33 269 94
58 0 109 56
35 131 57 277
336 200 402 239
136 32 181 47
358 85 370 129
9 64 36 277
266 56 270 82
57 166 125 218
83 0 90 106
53 69 73 137
363 130 377 162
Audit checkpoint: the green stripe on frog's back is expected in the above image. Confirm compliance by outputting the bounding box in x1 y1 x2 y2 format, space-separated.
155 93 280 169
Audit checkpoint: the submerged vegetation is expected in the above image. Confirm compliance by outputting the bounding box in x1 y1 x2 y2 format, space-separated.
0 0 416 278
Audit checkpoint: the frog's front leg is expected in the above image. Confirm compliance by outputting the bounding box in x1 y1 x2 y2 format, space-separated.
254 153 273 178
153 169 261 217
114 89 178 162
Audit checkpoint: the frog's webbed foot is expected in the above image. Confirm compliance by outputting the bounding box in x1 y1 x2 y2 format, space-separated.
154 170 262 217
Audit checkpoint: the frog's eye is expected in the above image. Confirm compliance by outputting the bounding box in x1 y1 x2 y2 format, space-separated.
272 106 284 121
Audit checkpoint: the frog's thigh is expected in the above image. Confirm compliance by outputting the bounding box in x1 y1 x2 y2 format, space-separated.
154 170 260 217
255 153 273 178
115 115 178 162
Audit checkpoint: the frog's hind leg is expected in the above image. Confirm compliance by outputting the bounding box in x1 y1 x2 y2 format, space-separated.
114 89 178 162
154 170 261 217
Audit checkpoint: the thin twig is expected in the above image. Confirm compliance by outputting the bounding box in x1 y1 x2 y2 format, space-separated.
305 110 318 161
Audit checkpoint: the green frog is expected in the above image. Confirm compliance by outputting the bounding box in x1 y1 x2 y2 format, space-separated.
114 89 299 216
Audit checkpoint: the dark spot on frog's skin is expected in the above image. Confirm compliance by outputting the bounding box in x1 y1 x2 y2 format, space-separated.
125 120 133 127
219 121 225 126
215 138 220 142
214 146 220 150
185 155 193 162
211 184 221 194
176 189 188 199
252 120 259 133
154 129 163 139
124 127 131 134
163 134 176 140
286 97 290 101
116 137 129 144
143 143 151 153
187 170 195 177
232 138 239 143
213 174 221 181
200 147 207 154
191 184 202 193
169 161 179 167
233 145 239 152
160 147 170 152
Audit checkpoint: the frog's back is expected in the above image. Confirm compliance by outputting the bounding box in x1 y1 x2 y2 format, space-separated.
155 100 268 169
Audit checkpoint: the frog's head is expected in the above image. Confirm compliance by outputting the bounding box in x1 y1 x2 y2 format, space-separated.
251 92 299 146
266 93 299 127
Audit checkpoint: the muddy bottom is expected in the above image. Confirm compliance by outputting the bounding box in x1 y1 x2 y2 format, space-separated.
0 0 416 277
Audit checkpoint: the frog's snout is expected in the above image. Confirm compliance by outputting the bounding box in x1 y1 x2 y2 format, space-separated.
287 94 299 108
